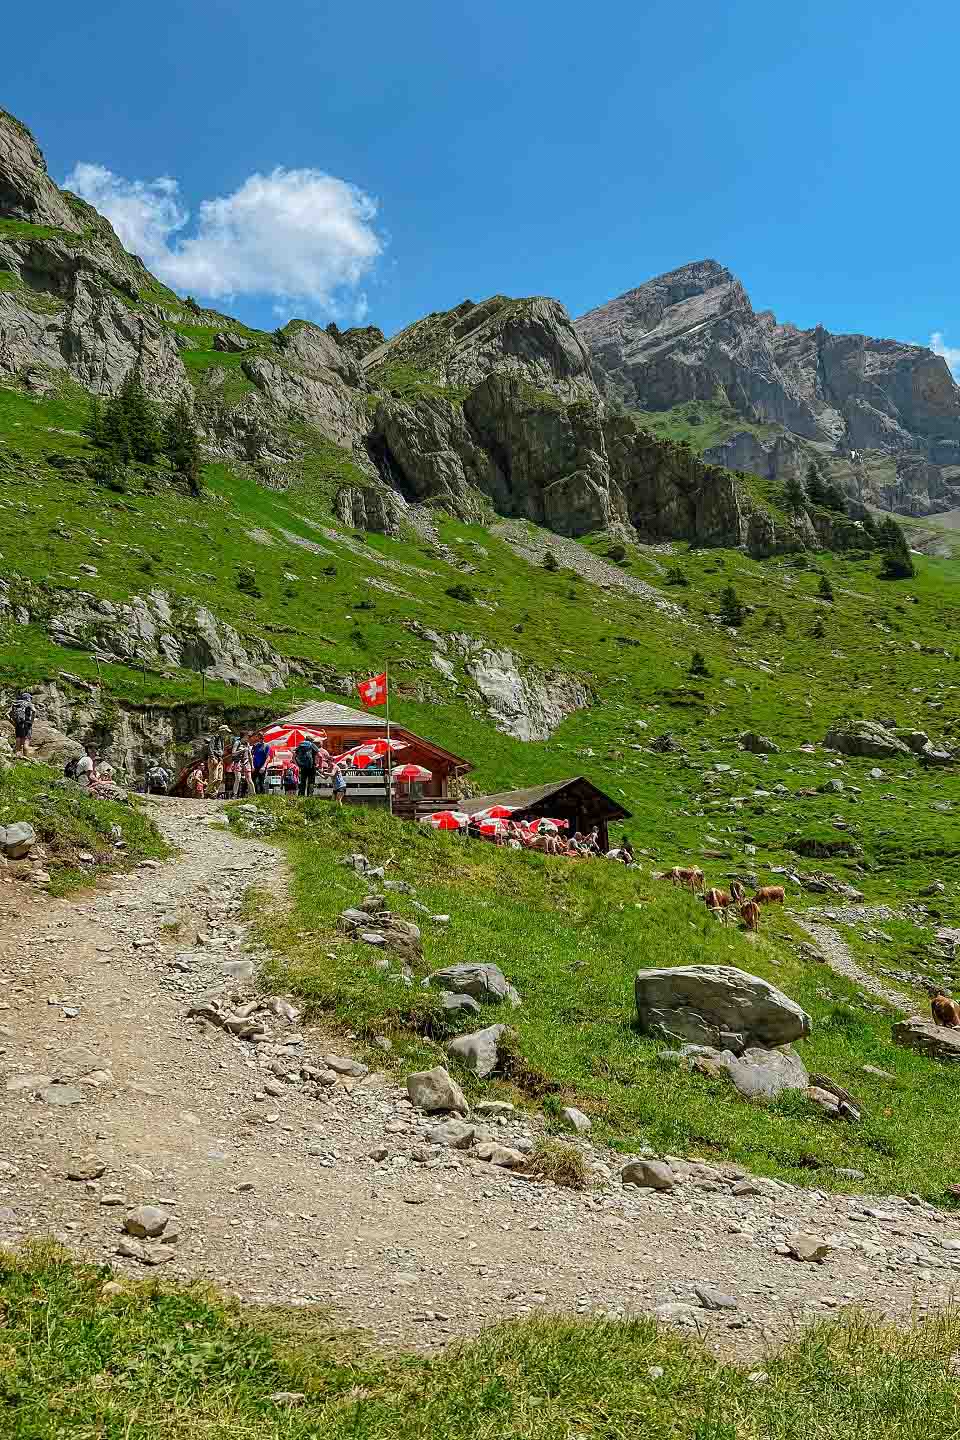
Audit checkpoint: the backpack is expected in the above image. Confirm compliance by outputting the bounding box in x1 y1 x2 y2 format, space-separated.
63 756 79 780
294 740 315 768
11 699 33 726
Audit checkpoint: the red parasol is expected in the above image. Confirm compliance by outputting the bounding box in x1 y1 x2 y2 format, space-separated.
391 763 433 783
475 804 517 820
263 724 328 752
421 810 469 830
477 817 508 836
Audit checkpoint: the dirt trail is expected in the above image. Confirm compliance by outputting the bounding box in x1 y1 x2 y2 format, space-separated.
2 799 959 1356
795 916 915 1014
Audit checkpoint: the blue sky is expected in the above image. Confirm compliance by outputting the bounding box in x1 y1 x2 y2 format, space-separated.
6 0 959 373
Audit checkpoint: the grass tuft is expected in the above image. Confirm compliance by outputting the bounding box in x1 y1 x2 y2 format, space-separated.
522 1137 592 1189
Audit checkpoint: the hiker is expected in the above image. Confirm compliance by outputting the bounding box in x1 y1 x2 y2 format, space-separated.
294 736 321 797
251 733 271 793
188 766 206 799
330 760 348 806
206 727 228 796
74 747 97 789
145 759 170 795
582 826 601 856
9 691 35 757
282 759 299 799
232 734 254 798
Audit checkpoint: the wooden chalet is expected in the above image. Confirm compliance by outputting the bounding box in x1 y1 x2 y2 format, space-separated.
277 701 472 809
461 777 631 852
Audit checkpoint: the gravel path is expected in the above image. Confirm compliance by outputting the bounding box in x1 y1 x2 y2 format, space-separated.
2 800 959 1358
491 520 685 617
795 915 915 1014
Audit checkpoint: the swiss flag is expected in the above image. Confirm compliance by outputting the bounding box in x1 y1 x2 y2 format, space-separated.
358 671 388 707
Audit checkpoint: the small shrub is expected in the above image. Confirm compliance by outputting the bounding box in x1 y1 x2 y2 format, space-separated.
665 564 689 586
606 542 628 563
445 583 475 604
818 575 835 602
542 550 559 572
811 618 827 638
523 1138 591 1190
235 564 261 598
689 650 710 678
719 584 746 627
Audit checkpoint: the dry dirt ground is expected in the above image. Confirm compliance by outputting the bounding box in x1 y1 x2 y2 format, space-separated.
2 797 960 1358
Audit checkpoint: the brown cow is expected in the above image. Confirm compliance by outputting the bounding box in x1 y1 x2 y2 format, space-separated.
667 866 705 892
740 900 761 932
705 887 734 923
753 885 785 905
932 989 960 1028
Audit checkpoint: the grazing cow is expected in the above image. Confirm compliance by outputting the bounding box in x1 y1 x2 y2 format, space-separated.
931 989 960 1028
730 880 747 904
667 866 705 892
740 900 761 932
705 887 734 923
753 885 785 905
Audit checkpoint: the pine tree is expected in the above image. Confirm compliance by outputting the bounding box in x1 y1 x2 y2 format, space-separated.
784 474 807 512
878 516 915 579
719 583 746 627
818 574 834 602
117 368 160 464
163 398 203 496
806 461 827 505
689 650 710 677
84 394 103 446
861 512 879 545
823 481 847 513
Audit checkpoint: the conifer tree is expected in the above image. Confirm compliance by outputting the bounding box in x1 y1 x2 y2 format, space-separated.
163 398 203 496
784 474 807 512
719 583 746 627
878 516 915 579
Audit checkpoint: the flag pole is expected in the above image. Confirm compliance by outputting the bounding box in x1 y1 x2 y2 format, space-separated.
385 659 392 815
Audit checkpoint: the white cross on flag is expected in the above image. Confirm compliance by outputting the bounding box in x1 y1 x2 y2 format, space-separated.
357 671 388 707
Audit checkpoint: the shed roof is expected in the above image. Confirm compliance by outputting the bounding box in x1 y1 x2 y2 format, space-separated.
277 700 472 770
461 776 630 823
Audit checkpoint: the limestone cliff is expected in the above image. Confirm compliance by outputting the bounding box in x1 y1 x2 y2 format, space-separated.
576 260 960 517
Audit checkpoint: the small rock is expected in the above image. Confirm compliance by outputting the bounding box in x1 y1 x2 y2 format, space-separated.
66 1155 107 1182
694 1284 738 1311
446 1024 505 1078
269 1392 306 1406
474 1141 526 1168
406 1066 468 1114
653 1302 701 1327
123 1205 169 1239
786 1232 832 1264
323 1054 368 1078
40 1084 83 1106
559 1106 592 1135
621 1159 676 1191
426 1119 476 1149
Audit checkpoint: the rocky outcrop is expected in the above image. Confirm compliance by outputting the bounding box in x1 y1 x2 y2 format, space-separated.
451 635 592 741
824 720 911 759
0 107 81 231
635 964 811 1053
892 1016 960 1062
33 587 294 693
332 483 405 535
577 259 960 515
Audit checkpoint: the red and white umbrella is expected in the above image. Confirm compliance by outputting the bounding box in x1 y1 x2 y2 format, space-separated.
475 804 517 820
477 817 508 836
391 763 433 783
263 724 328 751
528 816 568 833
421 810 469 830
336 738 408 769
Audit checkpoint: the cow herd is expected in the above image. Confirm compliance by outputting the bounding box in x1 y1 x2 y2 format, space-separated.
664 867 785 931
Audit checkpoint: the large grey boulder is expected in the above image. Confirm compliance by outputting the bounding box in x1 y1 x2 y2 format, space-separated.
424 963 520 1007
719 1045 809 1101
824 720 911 759
405 1066 468 1114
2 821 35 859
446 1024 505 1078
621 1158 676 1190
920 743 954 767
635 965 811 1055
892 1016 960 1062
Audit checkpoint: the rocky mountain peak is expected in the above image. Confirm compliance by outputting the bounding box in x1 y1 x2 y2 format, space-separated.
0 107 81 233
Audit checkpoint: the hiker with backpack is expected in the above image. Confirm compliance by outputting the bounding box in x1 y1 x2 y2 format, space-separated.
282 759 299 799
294 736 321 797
146 759 170 795
206 726 229 797
251 733 271 794
232 734 254 798
9 692 35 756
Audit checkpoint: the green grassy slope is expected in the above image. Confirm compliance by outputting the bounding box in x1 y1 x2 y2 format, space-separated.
4 1243 960 1440
241 801 958 1200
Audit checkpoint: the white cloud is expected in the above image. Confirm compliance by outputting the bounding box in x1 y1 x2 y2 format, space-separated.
64 160 383 315
930 331 960 380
